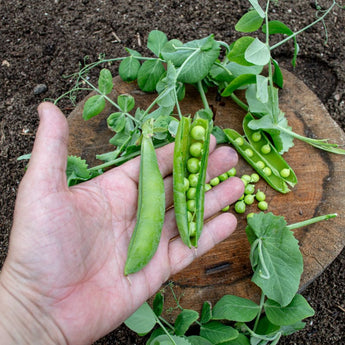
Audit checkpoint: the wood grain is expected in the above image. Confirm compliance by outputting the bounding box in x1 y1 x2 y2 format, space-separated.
67 69 345 319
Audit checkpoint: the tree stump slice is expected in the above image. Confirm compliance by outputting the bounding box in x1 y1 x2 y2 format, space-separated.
67 69 345 319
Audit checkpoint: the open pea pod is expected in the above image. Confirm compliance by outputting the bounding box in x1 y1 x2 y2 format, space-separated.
243 113 297 187
224 128 290 194
173 113 211 247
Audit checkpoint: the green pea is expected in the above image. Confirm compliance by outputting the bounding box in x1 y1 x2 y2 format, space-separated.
187 211 193 222
227 167 237 177
263 167 272 176
250 173 260 183
244 183 255 195
189 221 196 237
280 168 291 178
222 205 230 212
183 177 190 192
261 144 271 154
247 212 255 219
235 136 244 146
245 148 254 157
190 125 205 141
238 194 244 200
187 157 200 174
256 160 265 170
187 187 197 200
258 200 268 211
218 173 228 182
255 190 266 202
210 177 220 187
234 200 246 214
188 173 199 187
205 183 212 191
251 131 262 142
244 194 255 205
187 199 196 212
189 142 203 157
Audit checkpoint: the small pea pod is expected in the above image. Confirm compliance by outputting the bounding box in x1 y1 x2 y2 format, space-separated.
173 113 211 247
124 120 165 275
243 113 297 187
224 128 290 194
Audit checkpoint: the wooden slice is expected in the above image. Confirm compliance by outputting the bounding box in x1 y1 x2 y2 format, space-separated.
67 69 345 320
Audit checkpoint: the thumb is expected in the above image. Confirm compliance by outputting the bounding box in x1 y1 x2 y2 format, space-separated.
24 102 69 191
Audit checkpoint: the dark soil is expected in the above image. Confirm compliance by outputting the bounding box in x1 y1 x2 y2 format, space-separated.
1 1 344 344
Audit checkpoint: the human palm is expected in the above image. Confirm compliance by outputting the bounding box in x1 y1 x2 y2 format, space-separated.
0 102 243 345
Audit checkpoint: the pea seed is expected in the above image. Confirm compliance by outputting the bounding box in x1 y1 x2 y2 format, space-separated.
244 183 255 195
189 142 203 157
187 199 196 212
263 167 272 176
183 177 190 192
234 200 246 214
280 168 291 178
187 157 200 174
247 212 255 219
241 174 251 186
190 125 205 141
222 205 230 212
250 173 260 183
218 173 228 182
235 136 244 146
187 187 196 200
210 177 220 187
244 194 255 205
189 221 196 237
255 190 266 202
258 200 268 211
187 211 193 222
238 194 244 200
251 131 262 142
245 148 254 157
261 144 271 154
188 173 199 187
227 167 237 177
256 160 265 169
205 183 212 191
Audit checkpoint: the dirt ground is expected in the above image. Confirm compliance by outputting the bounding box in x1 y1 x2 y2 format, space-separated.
1 0 344 344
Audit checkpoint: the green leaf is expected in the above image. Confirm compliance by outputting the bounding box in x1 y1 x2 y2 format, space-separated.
168 117 179 137
220 333 250 345
227 36 255 66
212 295 260 322
264 294 315 326
161 39 186 65
174 309 199 336
235 10 264 33
117 94 135 112
246 213 303 307
107 112 126 132
153 292 164 317
66 155 91 186
245 38 270 65
147 30 168 57
137 60 165 92
200 301 212 324
119 56 141 82
98 68 113 94
187 336 213 345
248 0 265 18
156 62 178 108
272 59 284 88
212 126 228 144
255 315 281 335
256 75 268 103
221 74 257 97
83 94 105 120
124 302 157 336
200 321 239 344
151 335 191 345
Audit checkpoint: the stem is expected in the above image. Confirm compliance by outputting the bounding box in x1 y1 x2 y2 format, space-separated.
253 292 265 332
270 1 337 51
287 213 337 230
230 93 248 112
197 81 210 111
155 316 177 345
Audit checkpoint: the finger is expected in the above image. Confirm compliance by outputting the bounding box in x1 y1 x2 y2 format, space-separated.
168 212 238 275
24 102 69 191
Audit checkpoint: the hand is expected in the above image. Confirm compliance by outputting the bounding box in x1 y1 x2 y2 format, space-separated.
0 102 244 345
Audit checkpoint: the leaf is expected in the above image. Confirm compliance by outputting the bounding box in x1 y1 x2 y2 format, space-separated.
168 117 179 137
221 74 257 97
187 336 213 345
256 75 268 103
212 295 260 322
98 68 113 94
66 155 91 186
220 333 250 345
117 94 135 112
248 0 265 18
200 301 212 324
147 30 168 57
119 56 141 81
264 294 315 326
174 309 199 336
235 10 264 33
161 39 186 65
151 335 191 345
83 94 105 120
246 213 303 307
245 38 270 65
156 62 178 108
107 112 126 132
212 126 228 144
153 292 164 317
137 59 165 92
200 321 239 344
227 36 255 66
272 59 283 88
124 302 157 336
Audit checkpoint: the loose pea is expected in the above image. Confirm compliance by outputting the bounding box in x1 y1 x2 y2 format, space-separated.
261 144 271 154
255 160 265 169
187 157 200 174
218 173 228 182
189 221 196 237
258 200 268 211
245 148 254 157
238 194 244 200
187 199 196 212
234 200 246 214
205 183 212 191
189 142 203 157
222 205 230 212
235 136 244 146
280 168 291 178
187 187 196 200
247 212 255 219
227 167 237 177
183 177 190 192
241 174 251 186
263 167 272 176
255 190 266 202
251 131 262 142
188 173 199 187
244 183 255 195
210 177 220 187
244 194 255 205
250 173 260 183
190 125 206 141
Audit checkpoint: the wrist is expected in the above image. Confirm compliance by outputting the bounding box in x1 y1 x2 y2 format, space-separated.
0 268 67 345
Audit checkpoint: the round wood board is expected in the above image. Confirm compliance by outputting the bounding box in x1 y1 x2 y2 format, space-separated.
67 69 345 319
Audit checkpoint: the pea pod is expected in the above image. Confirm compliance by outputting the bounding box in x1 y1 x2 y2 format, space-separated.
124 121 165 275
173 114 211 247
243 113 297 187
224 128 290 194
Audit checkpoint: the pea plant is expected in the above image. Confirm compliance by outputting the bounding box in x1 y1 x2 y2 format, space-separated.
124 212 336 345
